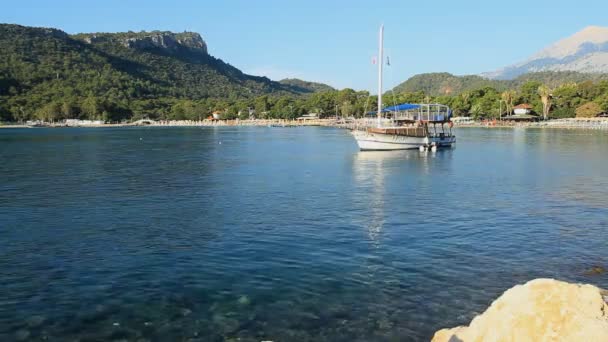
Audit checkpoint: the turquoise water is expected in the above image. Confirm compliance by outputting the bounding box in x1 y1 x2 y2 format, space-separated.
1 127 607 341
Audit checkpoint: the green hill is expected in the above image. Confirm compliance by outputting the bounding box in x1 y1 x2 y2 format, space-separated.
279 78 334 93
391 73 499 96
392 71 608 96
0 24 317 121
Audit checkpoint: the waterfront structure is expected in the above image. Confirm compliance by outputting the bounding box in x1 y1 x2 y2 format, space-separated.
297 113 320 120
65 119 105 126
451 116 474 124
503 104 539 122
513 104 533 115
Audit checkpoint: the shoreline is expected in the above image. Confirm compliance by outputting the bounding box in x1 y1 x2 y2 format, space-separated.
0 119 333 129
453 118 608 130
2 117 607 130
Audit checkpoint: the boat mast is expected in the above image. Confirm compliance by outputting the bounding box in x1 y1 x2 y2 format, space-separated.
377 24 384 126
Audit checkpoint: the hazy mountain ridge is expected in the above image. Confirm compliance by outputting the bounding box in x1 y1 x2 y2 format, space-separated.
483 26 608 79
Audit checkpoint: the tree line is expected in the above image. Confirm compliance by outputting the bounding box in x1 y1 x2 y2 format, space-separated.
3 79 608 123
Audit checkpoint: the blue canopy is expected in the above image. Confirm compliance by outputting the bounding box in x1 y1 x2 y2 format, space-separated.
366 104 452 119
381 103 420 112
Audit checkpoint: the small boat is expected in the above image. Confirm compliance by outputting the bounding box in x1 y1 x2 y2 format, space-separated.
352 25 455 151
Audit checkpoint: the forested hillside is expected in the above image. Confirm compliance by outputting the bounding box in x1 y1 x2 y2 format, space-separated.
0 24 320 121
279 78 335 93
392 71 608 96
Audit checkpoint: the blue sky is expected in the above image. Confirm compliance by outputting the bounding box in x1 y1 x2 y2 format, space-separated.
2 0 608 91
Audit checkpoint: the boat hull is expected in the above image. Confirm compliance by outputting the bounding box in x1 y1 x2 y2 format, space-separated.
352 130 455 151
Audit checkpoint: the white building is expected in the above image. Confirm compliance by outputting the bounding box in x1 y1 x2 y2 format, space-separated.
296 113 319 120
513 104 533 115
65 119 105 126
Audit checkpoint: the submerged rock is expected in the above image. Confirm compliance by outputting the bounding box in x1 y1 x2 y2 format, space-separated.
584 265 606 276
375 316 393 331
237 295 251 306
26 315 46 327
15 329 30 341
432 278 608 342
211 313 240 334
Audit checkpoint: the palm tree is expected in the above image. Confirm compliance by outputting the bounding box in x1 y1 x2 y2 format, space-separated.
460 91 472 116
470 103 483 120
460 91 471 104
538 85 552 120
501 90 516 117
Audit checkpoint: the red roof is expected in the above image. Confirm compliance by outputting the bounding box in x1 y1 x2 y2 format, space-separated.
513 103 533 109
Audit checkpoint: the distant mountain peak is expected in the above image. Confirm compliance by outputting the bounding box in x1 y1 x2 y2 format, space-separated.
531 25 608 60
483 25 608 79
579 25 608 36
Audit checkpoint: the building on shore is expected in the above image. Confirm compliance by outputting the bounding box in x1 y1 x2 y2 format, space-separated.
65 119 105 126
296 113 320 121
504 104 539 122
513 104 533 115
25 120 49 127
451 116 474 124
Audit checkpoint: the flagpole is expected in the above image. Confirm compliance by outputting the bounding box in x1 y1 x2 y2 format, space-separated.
377 24 384 127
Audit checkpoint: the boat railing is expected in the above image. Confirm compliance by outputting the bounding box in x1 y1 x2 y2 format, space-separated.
426 122 455 139
427 131 453 139
391 104 451 122
354 117 394 129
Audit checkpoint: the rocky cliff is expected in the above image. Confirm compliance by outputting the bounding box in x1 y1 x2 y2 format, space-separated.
78 31 208 54
432 278 608 342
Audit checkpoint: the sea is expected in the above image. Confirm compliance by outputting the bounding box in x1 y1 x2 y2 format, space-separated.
1 126 607 341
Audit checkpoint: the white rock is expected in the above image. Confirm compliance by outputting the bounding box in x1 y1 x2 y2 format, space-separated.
432 278 608 342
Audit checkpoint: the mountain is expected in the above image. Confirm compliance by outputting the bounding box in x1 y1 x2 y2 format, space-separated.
279 78 334 93
392 71 608 96
392 73 502 96
0 24 331 120
69 29 308 97
483 26 608 80
0 23 313 98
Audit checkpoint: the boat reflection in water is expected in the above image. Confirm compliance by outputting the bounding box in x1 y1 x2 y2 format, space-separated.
351 149 455 248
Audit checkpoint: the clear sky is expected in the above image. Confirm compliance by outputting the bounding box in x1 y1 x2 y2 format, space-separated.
2 0 608 91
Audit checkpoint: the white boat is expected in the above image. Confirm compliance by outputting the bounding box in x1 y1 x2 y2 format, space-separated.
353 128 450 151
352 25 456 151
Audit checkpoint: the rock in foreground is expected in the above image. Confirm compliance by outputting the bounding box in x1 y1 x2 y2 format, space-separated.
432 278 608 342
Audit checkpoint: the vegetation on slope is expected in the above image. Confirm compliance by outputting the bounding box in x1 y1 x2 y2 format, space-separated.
278 78 335 93
392 71 608 96
0 24 322 121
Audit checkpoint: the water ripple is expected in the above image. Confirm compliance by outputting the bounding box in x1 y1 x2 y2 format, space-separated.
0 127 607 341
